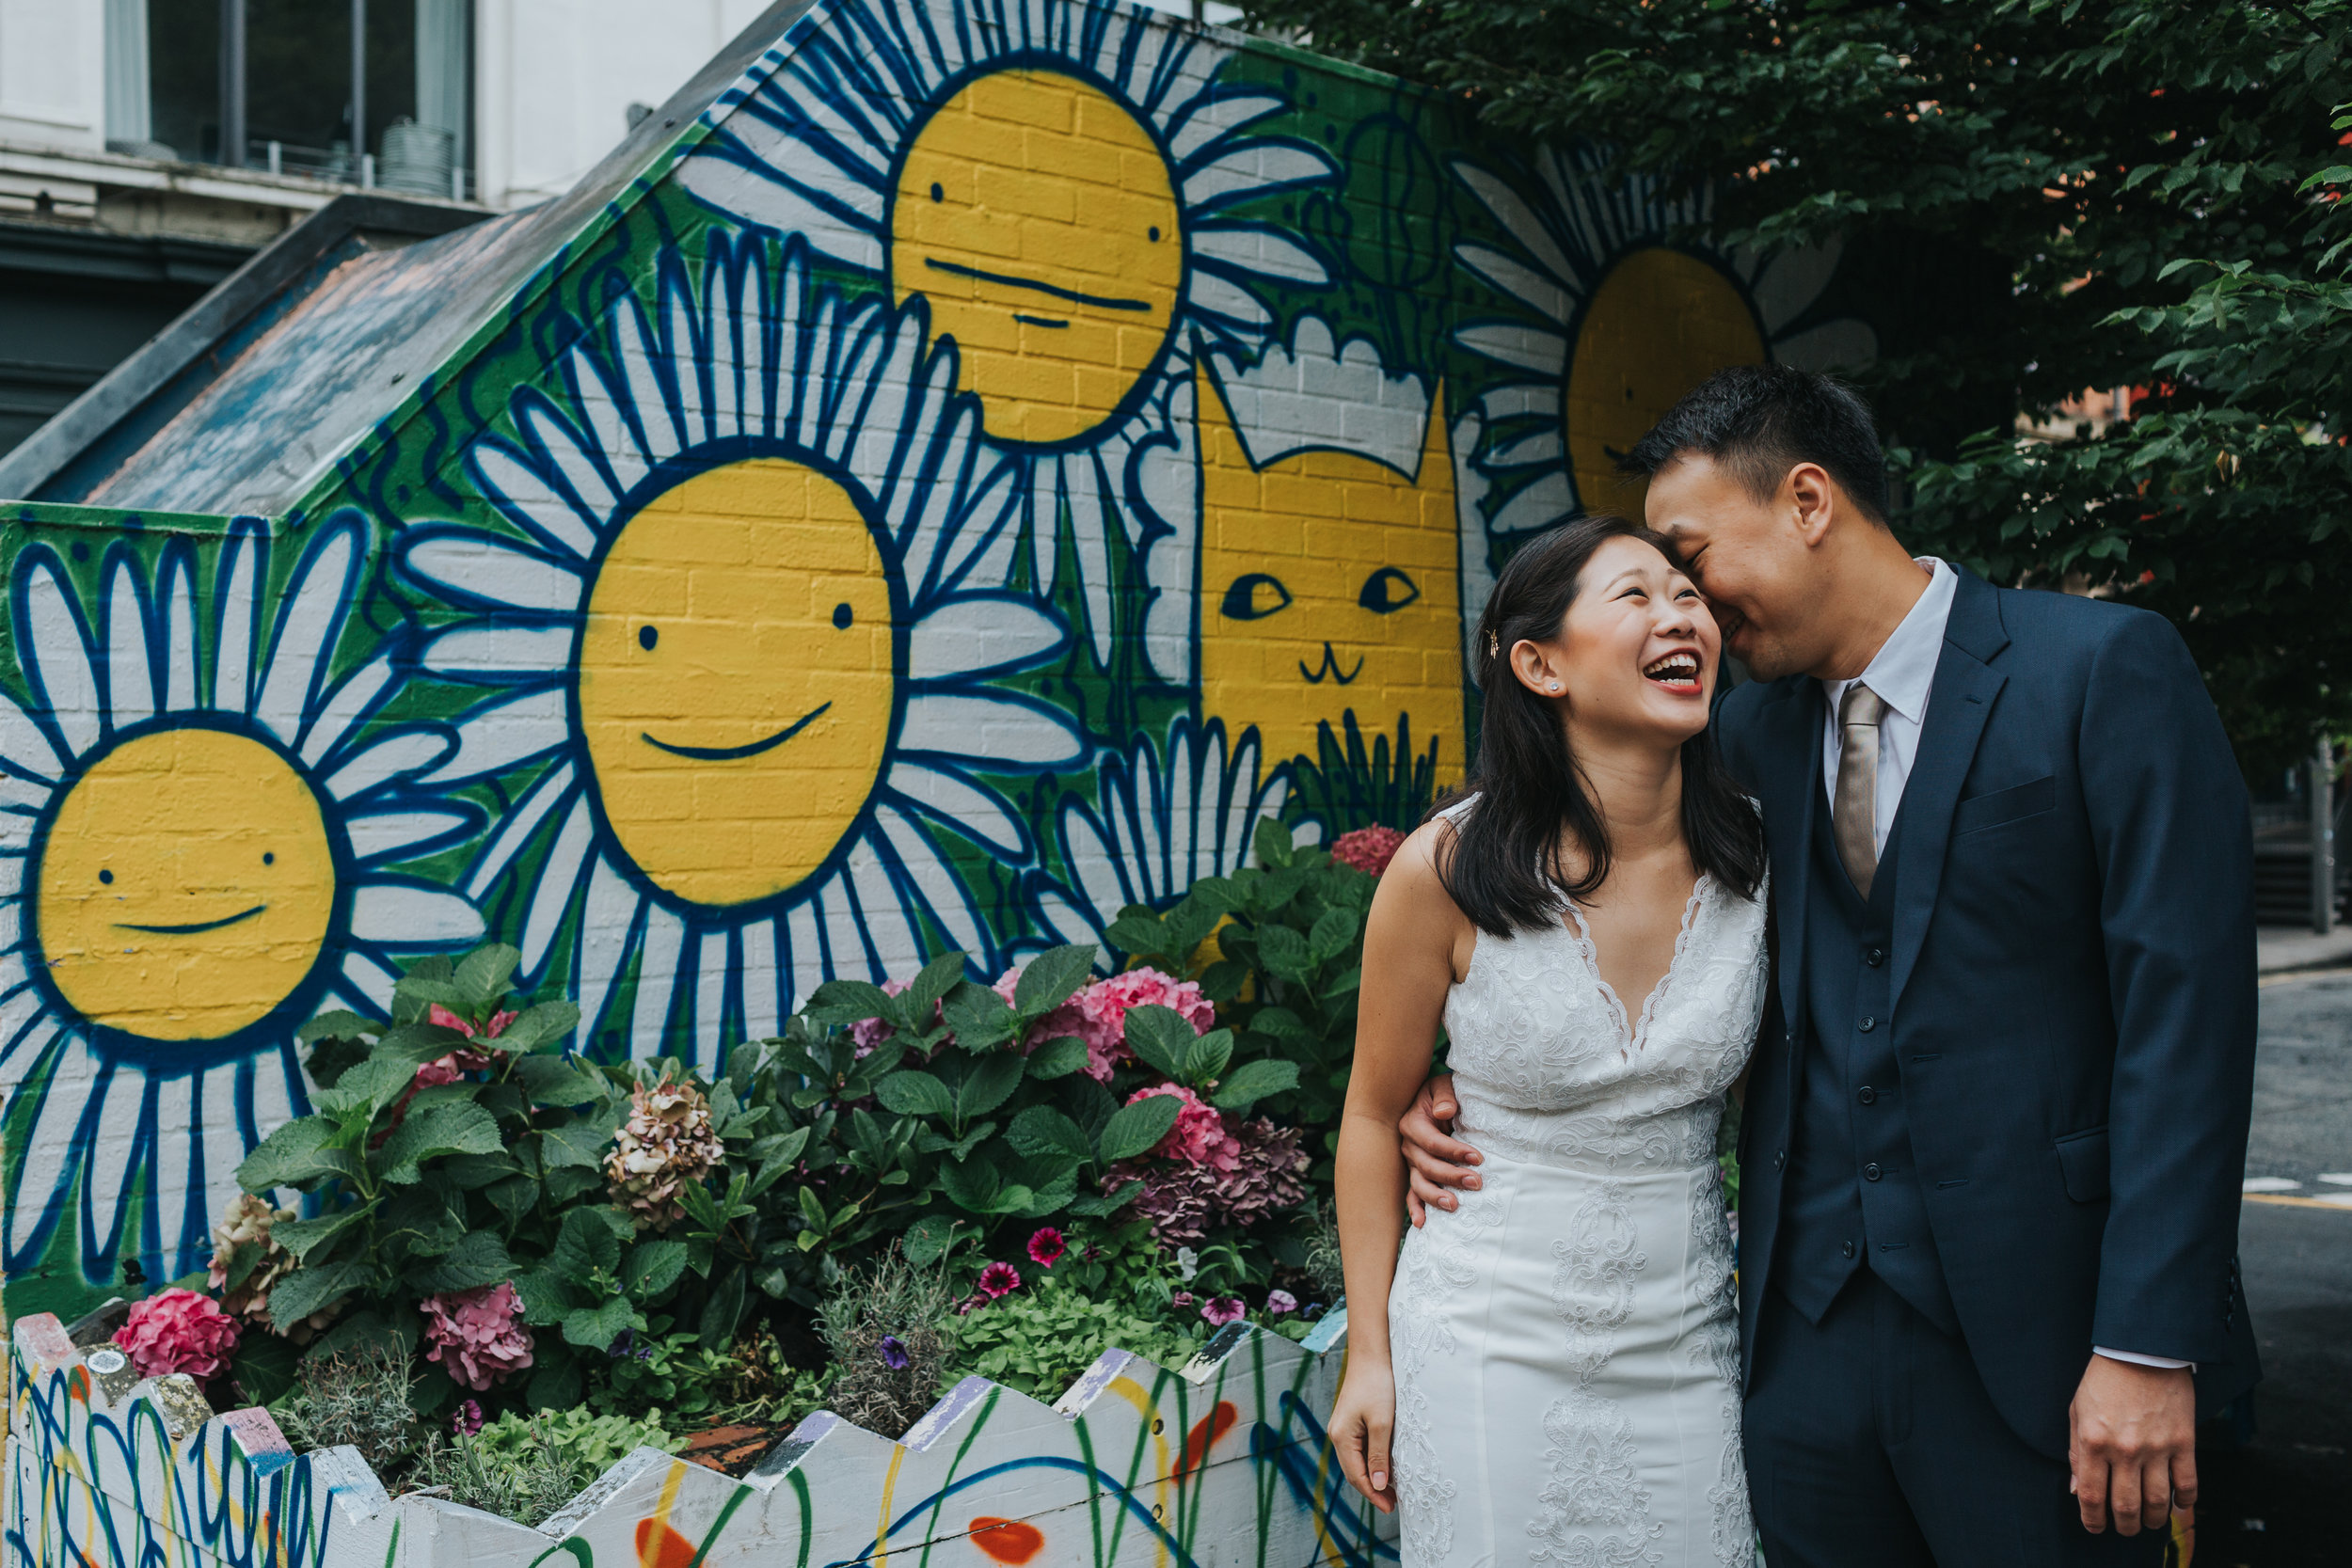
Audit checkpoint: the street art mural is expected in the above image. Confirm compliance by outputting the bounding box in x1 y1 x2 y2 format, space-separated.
0 0 1876 1319
8 1308 1388 1568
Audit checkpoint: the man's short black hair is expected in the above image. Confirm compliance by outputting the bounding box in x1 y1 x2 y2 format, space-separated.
1620 363 1890 523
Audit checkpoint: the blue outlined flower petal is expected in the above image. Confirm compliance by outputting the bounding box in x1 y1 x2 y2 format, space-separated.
423 685 570 784
160 548 199 712
898 692 1082 768
21 558 101 758
884 760 1027 859
4 1032 85 1268
323 729 456 802
472 442 601 562
103 555 155 732
402 531 588 616
211 527 261 716
349 881 486 945
874 802 985 959
344 806 478 866
466 760 578 902
574 853 644 1044
254 520 359 748
907 595 1066 681
421 625 574 682
1191 225 1330 287
298 654 397 768
520 797 596 976
1457 322 1568 377
0 686 62 784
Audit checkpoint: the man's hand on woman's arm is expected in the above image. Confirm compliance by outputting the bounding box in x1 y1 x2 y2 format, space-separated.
1397 1071 1484 1227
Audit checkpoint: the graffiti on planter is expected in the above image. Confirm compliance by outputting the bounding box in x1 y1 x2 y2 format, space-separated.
0 0 1878 1309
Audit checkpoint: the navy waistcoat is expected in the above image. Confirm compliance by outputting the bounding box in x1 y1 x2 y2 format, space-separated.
1776 808 1959 1333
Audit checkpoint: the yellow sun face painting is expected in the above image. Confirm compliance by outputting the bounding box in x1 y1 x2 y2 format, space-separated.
1196 356 1464 773
890 70 1188 448
575 458 898 908
678 2 1336 681
1452 144 1877 535
38 728 335 1038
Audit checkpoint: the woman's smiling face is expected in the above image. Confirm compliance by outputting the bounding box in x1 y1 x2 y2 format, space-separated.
1528 533 1719 749
890 68 1186 446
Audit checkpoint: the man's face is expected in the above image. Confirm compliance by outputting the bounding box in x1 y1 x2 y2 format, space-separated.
1644 452 1830 681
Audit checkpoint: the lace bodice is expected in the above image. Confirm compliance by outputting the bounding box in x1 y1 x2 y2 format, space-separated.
1438 803 1770 1178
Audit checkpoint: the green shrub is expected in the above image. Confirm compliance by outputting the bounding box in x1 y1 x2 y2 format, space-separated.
949 1279 1204 1400
816 1248 961 1438
411 1410 679 1527
273 1338 424 1475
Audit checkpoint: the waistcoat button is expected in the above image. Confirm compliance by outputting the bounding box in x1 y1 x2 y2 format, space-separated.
1858 1016 1877 1033
1857 1085 1877 1105
1864 1162 1883 1181
1774 1148 1788 1170
1840 1241 1856 1259
1866 946 1885 967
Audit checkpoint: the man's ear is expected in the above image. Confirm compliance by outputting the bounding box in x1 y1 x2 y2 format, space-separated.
1785 462 1838 547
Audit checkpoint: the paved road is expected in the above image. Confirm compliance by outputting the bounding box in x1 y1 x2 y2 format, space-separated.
2193 969 2352 1566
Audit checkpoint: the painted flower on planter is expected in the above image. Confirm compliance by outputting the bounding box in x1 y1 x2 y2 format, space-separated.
1450 142 1877 528
421 1280 534 1391
677 0 1335 680
114 1287 240 1381
605 1079 725 1231
398 237 1080 1066
0 519 485 1287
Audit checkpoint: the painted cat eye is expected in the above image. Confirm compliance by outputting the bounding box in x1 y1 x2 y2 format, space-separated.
1359 567 1421 613
1220 573 1294 621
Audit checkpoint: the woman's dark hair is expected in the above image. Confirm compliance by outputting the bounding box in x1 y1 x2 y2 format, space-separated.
1432 514 1764 938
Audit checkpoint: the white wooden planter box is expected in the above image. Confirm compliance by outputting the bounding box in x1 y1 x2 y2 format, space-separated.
4 1310 1390 1568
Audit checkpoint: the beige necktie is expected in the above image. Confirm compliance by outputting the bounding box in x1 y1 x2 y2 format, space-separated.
1834 683 1888 898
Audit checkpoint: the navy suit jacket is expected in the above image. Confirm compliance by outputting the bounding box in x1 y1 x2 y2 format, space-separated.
1716 567 2261 1458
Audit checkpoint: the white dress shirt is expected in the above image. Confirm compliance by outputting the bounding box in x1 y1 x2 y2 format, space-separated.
1815 557 2189 1373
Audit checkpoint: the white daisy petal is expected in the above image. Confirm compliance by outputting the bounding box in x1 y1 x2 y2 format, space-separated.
337 950 402 1014
472 444 600 562
298 654 396 768
344 807 473 865
23 560 100 758
151 1069 201 1269
843 843 919 977
630 902 687 1061
402 534 587 616
1490 429 1565 468
614 299 682 465
161 550 199 712
1030 884 1104 949
574 854 644 1047
692 928 728 1070
242 1048 304 1160
1167 90 1286 164
516 395 622 521
0 687 61 782
77 1057 150 1272
521 798 596 976
898 692 1081 767
1481 383 1562 422
1184 270 1272 330
255 523 358 748
907 596 1066 681
1490 471 1578 535
213 528 259 716
104 558 154 731
1181 143 1335 213
784 898 829 1017
425 686 570 784
1455 243 1573 325
324 729 454 802
1189 225 1329 286
1453 163 1583 295
675 157 888 273
884 760 1027 857
349 882 485 945
875 803 985 960
468 760 578 902
3 1031 81 1268
421 625 574 682
1059 801 1133 930
739 918 783 1043
1456 323 1569 377
183 1069 249 1277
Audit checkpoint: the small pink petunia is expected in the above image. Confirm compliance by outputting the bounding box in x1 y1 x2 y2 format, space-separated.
1170 1290 1196 1308
1265 1290 1299 1316
1200 1296 1246 1326
1025 1227 1066 1268
977 1260 1022 1298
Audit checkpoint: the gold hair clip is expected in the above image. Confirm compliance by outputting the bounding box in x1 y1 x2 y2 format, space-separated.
1486 629 1500 658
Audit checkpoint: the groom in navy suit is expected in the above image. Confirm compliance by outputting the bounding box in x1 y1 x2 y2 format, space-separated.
1400 365 2258 1563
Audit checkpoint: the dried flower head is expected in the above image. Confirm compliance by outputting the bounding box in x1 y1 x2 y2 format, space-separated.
604 1079 725 1231
420 1281 534 1392
116 1288 241 1381
205 1194 306 1336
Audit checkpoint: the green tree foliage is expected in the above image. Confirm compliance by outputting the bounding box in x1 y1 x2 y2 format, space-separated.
1248 0 2352 775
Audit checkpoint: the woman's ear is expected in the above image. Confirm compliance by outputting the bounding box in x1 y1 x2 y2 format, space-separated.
1508 638 1565 699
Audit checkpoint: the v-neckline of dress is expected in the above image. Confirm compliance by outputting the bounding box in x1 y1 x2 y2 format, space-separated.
1563 874 1711 1054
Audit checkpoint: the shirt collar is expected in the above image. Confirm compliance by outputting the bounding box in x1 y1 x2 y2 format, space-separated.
1821 558 1955 725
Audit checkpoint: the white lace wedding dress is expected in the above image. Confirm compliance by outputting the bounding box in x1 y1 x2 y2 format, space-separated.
1387 808 1768 1568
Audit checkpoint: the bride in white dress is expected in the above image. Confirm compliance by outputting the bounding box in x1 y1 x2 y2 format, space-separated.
1332 515 1769 1568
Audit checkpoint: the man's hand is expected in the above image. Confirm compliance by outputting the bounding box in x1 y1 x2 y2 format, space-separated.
1398 1072 1482 1226
2069 1355 2196 1537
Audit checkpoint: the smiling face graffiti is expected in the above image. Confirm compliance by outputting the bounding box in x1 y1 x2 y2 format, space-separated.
36 729 334 1040
576 456 898 909
1197 363 1464 769
891 69 1185 447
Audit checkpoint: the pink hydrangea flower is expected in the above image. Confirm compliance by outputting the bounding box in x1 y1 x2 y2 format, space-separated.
849 978 913 1056
977 1260 1022 1298
1330 825 1406 877
1127 1084 1242 1171
452 1399 485 1436
992 963 1215 1082
1025 1227 1065 1268
114 1289 240 1381
420 1282 534 1391
1200 1297 1246 1326
1265 1290 1299 1316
